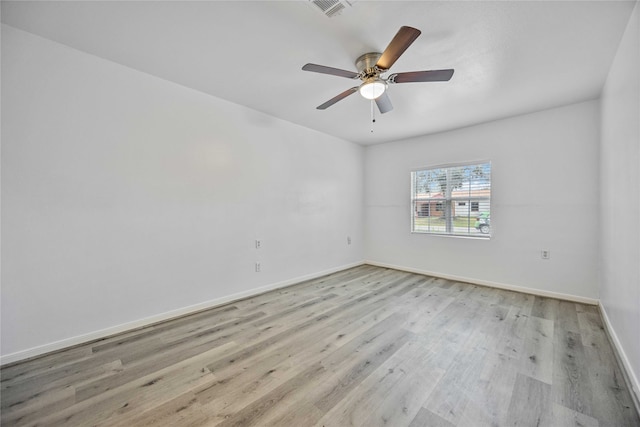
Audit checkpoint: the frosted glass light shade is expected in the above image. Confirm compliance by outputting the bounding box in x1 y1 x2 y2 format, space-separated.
359 81 386 100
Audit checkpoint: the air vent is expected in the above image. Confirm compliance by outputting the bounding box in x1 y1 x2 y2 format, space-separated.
310 0 354 18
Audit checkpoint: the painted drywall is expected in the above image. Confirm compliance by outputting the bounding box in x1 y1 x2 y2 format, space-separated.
600 1 640 398
364 100 600 299
1 25 363 359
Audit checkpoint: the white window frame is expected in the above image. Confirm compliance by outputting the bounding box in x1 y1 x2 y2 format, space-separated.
411 161 492 238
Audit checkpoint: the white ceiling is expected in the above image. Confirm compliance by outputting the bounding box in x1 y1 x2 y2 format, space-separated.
1 1 636 145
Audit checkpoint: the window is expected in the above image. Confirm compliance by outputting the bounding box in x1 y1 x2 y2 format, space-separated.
411 162 491 237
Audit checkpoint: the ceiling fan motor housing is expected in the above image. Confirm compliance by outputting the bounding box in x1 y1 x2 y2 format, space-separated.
355 52 383 78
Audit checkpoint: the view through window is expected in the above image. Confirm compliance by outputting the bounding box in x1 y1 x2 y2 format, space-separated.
411 162 491 237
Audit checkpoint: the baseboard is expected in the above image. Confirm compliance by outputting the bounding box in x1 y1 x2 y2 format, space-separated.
364 260 599 305
0 261 366 366
598 303 640 415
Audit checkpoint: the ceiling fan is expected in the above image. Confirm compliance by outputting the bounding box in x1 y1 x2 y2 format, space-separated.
302 26 454 114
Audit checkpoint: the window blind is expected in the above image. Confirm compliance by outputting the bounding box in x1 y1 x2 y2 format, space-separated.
411 162 491 237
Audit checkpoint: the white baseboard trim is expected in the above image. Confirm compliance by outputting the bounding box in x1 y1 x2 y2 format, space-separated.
598 303 640 415
364 260 599 305
0 261 366 366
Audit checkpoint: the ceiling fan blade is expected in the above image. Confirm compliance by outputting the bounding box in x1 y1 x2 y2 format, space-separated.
317 87 359 110
375 26 421 71
375 92 393 114
388 69 455 84
302 63 360 79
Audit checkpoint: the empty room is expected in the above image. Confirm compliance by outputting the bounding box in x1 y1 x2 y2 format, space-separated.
1 1 639 426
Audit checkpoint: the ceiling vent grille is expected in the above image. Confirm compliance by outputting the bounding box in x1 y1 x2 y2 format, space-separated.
310 0 354 18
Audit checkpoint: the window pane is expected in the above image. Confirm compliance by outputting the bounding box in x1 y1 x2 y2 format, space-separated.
411 162 491 237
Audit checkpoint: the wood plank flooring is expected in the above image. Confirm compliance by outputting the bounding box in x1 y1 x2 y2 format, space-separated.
1 265 639 426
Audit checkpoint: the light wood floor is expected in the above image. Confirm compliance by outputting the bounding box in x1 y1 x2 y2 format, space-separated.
1 265 638 426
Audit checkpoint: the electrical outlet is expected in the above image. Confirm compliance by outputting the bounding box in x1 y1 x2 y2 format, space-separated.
541 250 550 260
347 236 351 245
255 239 262 249
255 262 261 272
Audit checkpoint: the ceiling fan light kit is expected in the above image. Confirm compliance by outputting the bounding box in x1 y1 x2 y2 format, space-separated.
359 79 386 100
302 26 454 115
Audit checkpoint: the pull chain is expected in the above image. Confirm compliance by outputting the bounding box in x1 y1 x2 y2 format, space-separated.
370 100 376 133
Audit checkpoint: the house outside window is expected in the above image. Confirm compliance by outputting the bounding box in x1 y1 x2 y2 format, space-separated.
411 162 491 237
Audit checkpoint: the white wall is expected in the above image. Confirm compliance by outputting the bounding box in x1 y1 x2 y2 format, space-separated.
364 100 600 300
600 1 640 400
1 25 363 359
